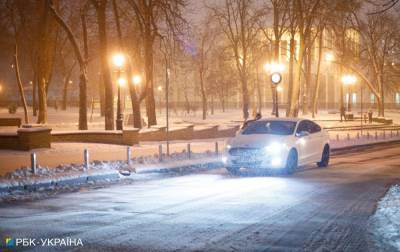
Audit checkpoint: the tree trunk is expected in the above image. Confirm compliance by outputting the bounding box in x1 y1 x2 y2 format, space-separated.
286 36 295 116
62 77 68 110
288 36 305 117
32 72 37 116
127 65 142 128
37 78 48 123
378 75 385 117
36 0 57 124
144 29 157 126
312 30 323 118
14 44 29 124
302 47 312 115
199 70 207 120
98 73 105 116
95 0 114 130
241 76 250 119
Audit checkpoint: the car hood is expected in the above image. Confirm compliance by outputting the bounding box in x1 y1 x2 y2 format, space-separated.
228 134 290 149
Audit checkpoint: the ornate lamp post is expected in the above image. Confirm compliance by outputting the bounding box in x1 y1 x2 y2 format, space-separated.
264 62 284 117
112 53 125 130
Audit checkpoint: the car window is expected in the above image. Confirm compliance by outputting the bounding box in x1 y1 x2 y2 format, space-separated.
242 120 297 135
296 121 310 134
309 121 321 133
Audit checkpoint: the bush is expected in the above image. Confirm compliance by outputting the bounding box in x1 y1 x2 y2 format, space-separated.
8 104 17 114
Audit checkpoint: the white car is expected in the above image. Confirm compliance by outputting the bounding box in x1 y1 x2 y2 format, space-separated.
223 118 330 174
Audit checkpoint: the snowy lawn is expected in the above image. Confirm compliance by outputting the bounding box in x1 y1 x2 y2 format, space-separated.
369 184 400 251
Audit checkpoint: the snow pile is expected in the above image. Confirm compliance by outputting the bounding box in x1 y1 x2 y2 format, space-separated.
0 150 218 194
369 184 400 251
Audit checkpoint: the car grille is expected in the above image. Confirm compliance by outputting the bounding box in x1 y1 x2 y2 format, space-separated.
228 147 262 157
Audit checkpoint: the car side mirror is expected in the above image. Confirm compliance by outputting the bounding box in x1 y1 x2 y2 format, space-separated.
296 131 310 138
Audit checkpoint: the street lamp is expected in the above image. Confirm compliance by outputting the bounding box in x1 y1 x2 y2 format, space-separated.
132 75 142 86
112 53 125 68
112 53 125 130
324 52 334 63
264 62 284 117
117 77 126 87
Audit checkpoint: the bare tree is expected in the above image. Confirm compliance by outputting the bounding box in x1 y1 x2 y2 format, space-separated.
128 0 186 127
36 0 59 124
287 0 322 117
111 0 142 128
193 14 217 120
209 0 260 120
353 10 399 117
91 0 114 130
6 0 29 124
48 0 89 130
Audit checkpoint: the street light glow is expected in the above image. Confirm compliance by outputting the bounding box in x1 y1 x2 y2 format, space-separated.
341 74 357 86
263 62 284 73
132 75 142 86
112 53 125 68
157 86 163 91
117 77 126 87
325 52 334 62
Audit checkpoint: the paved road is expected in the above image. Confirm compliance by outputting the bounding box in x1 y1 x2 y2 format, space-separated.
1 145 400 251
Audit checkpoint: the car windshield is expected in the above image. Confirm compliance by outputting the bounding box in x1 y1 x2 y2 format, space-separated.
242 120 297 135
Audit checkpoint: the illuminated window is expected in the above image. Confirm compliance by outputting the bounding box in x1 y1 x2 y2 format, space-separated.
396 93 400 104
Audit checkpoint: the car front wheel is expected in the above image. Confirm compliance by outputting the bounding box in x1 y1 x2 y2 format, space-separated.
285 149 298 174
317 144 330 168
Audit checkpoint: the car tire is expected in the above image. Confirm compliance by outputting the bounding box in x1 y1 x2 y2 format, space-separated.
317 144 330 168
285 149 298 174
226 166 240 176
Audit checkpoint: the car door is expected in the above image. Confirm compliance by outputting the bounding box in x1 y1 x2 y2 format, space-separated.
307 120 324 162
295 120 313 164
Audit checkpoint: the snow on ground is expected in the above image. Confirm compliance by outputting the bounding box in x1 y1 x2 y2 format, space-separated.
2 107 400 132
369 184 400 251
0 149 220 203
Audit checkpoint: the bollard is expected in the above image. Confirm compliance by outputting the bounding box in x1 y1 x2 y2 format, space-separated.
127 146 132 165
187 143 191 159
84 149 89 170
336 134 339 141
31 152 37 174
347 133 350 141
158 145 163 162
166 143 170 157
375 131 378 140
367 132 370 140
357 132 360 139
383 131 386 139
215 142 219 156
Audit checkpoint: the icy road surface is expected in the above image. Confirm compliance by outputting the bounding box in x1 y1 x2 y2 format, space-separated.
1 145 400 251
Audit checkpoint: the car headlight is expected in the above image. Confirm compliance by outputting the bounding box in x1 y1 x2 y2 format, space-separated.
226 144 232 150
264 142 287 155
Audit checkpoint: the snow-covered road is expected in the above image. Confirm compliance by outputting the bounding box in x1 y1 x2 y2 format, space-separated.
1 145 400 251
